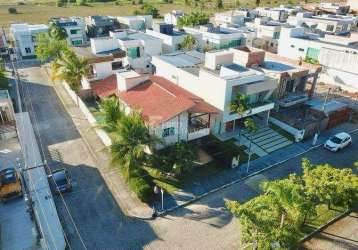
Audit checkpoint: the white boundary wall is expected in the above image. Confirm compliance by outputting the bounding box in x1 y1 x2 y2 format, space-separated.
62 82 112 146
269 117 305 142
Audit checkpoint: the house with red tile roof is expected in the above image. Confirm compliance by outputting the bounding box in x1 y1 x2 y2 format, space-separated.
90 70 219 146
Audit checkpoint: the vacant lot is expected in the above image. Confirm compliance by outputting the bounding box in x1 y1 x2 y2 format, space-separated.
0 2 193 29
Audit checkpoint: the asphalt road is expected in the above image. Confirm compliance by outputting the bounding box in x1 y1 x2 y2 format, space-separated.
18 63 358 250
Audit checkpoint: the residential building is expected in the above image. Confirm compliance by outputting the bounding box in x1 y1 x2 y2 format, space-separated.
116 15 153 31
183 24 246 50
277 5 303 15
51 17 87 46
85 15 117 38
0 27 8 57
152 49 277 134
10 23 48 58
213 11 246 27
278 26 358 91
318 2 350 15
73 39 127 89
90 71 219 146
164 10 184 26
231 46 321 108
287 12 356 35
110 29 162 73
255 7 288 22
146 23 200 53
246 17 283 53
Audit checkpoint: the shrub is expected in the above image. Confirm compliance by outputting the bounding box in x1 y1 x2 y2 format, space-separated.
8 7 17 14
141 3 159 18
56 0 65 7
17 1 25 5
128 176 153 203
76 0 86 6
137 0 143 4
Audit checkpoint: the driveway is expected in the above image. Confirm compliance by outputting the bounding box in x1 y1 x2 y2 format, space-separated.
17 61 358 250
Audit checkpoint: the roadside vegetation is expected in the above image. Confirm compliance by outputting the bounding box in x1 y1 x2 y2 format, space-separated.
226 158 358 249
0 60 9 90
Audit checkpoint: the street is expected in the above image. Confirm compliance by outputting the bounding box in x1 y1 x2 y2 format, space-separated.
18 63 358 250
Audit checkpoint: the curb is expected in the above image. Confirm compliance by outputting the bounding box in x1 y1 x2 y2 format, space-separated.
157 128 358 217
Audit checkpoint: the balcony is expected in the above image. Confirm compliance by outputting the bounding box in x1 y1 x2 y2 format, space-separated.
188 116 210 141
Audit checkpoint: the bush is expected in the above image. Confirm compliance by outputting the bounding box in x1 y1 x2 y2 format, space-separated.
76 0 86 6
17 1 25 5
8 7 17 14
56 0 65 7
128 176 153 203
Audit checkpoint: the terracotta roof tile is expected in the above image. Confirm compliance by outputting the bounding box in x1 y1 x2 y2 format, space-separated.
90 74 117 98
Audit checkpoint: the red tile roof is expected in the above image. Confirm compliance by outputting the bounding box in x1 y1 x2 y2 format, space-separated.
91 74 218 126
90 74 117 98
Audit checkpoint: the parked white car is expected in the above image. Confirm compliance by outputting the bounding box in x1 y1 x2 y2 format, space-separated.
324 132 352 152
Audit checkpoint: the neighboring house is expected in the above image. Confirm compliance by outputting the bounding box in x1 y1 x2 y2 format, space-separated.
146 23 199 53
255 7 288 22
90 71 219 147
232 46 321 109
287 12 356 35
10 23 48 58
73 39 127 90
116 15 153 31
0 27 8 57
278 26 358 91
110 29 162 73
164 10 184 26
85 16 117 38
183 24 246 50
318 2 350 15
246 17 283 53
214 11 246 27
152 49 277 134
51 17 87 46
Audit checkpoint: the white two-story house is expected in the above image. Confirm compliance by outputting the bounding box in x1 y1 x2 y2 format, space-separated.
10 23 48 58
152 49 277 134
51 17 87 46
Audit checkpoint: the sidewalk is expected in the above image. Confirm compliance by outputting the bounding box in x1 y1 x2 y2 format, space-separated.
49 71 153 219
159 121 358 213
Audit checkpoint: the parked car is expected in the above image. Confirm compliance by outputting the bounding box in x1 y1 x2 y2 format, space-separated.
50 168 72 193
324 132 352 152
0 168 23 202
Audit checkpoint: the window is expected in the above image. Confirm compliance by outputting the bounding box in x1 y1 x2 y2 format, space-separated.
111 61 123 70
162 127 175 137
326 25 335 32
70 29 80 35
25 47 31 54
298 48 304 52
127 47 140 59
71 40 82 46
290 45 295 48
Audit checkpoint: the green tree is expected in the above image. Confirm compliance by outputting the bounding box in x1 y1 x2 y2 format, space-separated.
76 0 87 6
244 117 258 172
177 12 209 27
303 161 358 209
0 61 9 90
216 0 223 9
168 141 198 176
48 21 67 41
111 110 159 177
98 97 124 133
141 3 159 18
229 92 251 116
178 35 197 51
256 0 261 6
51 50 90 94
35 33 68 62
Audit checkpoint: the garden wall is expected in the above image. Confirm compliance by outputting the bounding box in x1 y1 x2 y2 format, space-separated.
62 81 112 146
269 117 305 142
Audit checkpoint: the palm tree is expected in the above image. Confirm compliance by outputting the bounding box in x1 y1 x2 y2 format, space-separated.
230 92 252 145
98 97 124 133
110 110 160 177
51 50 90 96
179 35 197 51
49 21 67 41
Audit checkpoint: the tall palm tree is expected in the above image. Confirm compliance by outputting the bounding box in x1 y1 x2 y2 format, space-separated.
110 110 160 177
244 118 257 173
51 50 90 94
98 97 124 133
49 21 68 41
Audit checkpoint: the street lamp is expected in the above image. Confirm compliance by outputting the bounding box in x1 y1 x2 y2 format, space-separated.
153 185 164 211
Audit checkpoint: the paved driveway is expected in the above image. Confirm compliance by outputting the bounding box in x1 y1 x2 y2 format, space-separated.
17 62 358 250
